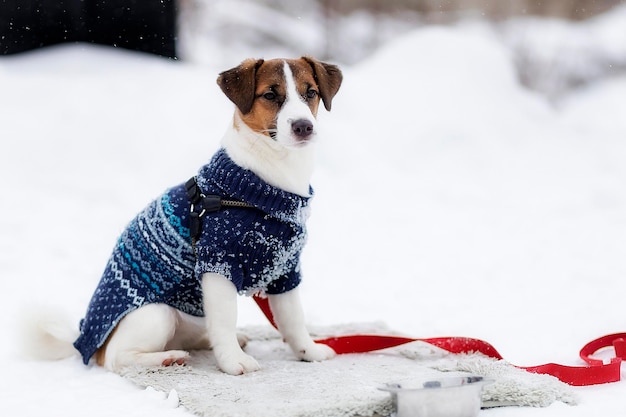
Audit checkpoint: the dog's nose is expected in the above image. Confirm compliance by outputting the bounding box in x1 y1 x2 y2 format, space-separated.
291 119 314 139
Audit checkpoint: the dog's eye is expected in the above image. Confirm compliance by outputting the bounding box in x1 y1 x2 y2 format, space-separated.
305 89 318 99
263 92 276 101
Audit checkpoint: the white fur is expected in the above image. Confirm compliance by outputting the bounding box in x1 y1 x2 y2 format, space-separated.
202 273 260 374
221 116 314 197
269 288 335 362
19 305 79 361
25 60 334 375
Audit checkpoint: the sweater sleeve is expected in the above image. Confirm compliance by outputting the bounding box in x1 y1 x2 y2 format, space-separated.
193 212 246 292
194 210 306 295
265 268 302 294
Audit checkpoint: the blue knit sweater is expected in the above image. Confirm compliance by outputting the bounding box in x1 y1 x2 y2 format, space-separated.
74 149 312 364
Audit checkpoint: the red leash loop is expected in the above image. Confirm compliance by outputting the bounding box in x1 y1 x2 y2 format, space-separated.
253 295 622 386
580 333 626 366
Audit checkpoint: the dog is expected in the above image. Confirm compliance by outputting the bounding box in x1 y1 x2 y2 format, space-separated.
29 57 342 376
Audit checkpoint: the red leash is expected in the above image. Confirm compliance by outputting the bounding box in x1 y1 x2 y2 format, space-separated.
253 295 623 386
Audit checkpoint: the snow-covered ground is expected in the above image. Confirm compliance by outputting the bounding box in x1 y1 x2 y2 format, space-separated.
1 19 625 417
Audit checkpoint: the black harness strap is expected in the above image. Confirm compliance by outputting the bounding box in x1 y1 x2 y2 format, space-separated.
184 176 254 240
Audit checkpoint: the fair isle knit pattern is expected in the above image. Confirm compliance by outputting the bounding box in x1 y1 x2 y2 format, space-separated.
74 149 312 364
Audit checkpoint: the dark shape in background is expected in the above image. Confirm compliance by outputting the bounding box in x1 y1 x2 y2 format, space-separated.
0 0 177 58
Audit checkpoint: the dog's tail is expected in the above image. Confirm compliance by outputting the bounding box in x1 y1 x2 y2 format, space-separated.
18 305 79 361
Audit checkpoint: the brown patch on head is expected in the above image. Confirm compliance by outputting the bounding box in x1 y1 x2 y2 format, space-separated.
238 59 286 135
217 58 264 115
217 57 343 137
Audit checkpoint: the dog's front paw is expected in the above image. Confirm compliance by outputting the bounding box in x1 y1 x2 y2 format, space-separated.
214 348 260 375
296 342 336 362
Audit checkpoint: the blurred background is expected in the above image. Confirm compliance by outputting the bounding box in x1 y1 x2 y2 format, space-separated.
2 0 626 99
178 0 626 99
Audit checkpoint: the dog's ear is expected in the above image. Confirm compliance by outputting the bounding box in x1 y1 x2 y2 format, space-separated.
217 58 265 114
302 56 343 111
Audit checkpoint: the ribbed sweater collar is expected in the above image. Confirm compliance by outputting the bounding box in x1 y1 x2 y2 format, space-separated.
197 148 313 224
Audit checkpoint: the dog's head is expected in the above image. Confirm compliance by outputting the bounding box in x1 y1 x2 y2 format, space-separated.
217 57 342 148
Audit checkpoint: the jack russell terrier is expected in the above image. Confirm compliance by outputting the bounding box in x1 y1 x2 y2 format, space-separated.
30 57 342 376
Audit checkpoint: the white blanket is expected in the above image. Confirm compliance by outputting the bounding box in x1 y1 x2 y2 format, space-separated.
121 324 577 417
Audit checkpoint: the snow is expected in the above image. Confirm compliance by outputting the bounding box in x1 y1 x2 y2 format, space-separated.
1 16 626 417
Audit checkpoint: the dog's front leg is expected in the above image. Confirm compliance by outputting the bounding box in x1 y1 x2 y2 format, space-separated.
202 273 260 375
268 287 336 362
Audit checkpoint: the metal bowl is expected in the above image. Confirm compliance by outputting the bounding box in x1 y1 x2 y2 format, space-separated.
379 375 493 417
